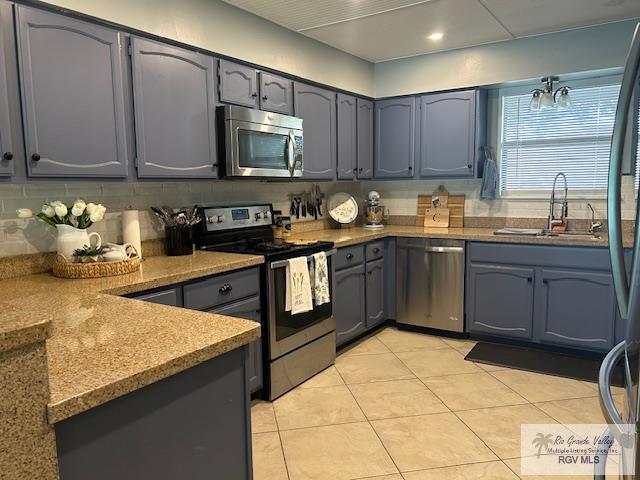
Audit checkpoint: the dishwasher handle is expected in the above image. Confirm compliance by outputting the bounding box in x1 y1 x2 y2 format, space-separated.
423 246 464 253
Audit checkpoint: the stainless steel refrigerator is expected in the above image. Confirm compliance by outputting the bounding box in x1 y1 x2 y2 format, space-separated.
597 22 640 480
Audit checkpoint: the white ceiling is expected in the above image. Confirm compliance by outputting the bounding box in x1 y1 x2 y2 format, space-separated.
223 0 640 62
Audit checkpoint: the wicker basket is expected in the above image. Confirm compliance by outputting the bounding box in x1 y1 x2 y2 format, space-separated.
52 256 141 279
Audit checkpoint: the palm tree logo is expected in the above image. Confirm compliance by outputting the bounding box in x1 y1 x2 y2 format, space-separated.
532 433 554 458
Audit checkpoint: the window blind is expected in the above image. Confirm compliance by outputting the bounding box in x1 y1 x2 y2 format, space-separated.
499 84 621 192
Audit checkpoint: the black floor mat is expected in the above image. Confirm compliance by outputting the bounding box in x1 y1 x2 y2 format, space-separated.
465 342 625 387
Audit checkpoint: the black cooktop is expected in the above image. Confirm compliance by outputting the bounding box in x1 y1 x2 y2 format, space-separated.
201 238 334 261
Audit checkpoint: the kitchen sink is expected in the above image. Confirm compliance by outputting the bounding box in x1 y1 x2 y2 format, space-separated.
493 228 603 241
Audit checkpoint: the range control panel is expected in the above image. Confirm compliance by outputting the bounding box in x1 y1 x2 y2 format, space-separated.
201 204 273 232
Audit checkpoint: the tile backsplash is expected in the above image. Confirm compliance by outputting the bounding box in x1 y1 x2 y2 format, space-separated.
0 176 636 257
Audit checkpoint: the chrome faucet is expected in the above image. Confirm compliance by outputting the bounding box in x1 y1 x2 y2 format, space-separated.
548 173 568 231
586 203 603 233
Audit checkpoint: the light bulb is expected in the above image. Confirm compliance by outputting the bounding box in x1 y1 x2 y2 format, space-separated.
529 94 541 111
540 91 555 109
556 88 572 109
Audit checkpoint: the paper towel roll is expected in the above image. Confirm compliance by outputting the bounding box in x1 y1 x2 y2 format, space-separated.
122 209 142 260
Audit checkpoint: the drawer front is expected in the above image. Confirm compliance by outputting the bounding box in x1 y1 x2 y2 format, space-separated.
335 245 365 271
366 241 384 262
183 267 260 311
132 287 181 307
468 242 611 271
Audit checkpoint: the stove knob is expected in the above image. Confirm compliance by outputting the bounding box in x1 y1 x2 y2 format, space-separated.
206 216 216 224
255 212 263 221
217 215 226 223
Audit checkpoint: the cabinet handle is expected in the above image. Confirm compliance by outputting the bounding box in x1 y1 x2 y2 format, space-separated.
352 168 357 173
346 253 354 260
359 167 363 172
543 279 548 284
467 164 473 169
368 271 372 275
408 166 413 171
251 92 258 97
262 95 268 100
213 163 219 167
31 153 41 162
219 283 233 294
527 277 532 283
2 152 13 161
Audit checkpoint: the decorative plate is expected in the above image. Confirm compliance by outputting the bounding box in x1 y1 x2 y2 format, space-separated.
328 193 359 224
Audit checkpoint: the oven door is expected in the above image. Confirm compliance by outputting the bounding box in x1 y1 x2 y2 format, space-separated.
267 250 336 360
226 119 302 178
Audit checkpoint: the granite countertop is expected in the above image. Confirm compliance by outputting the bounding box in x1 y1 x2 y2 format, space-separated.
290 225 629 248
0 251 264 423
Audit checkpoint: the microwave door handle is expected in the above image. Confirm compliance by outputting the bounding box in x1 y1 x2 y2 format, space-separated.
286 130 296 176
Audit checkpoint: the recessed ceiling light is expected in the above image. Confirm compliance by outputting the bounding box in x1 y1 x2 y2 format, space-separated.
428 32 444 41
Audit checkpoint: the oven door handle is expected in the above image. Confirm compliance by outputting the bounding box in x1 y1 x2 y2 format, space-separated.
269 248 336 270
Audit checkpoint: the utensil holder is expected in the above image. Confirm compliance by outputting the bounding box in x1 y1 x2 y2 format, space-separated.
164 225 194 256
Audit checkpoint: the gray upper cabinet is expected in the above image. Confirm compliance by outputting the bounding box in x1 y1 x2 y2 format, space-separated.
356 98 373 179
218 59 258 108
0 3 14 177
374 97 416 178
418 89 485 178
131 37 217 178
337 93 357 180
16 7 129 178
467 264 535 340
293 82 336 180
259 72 292 115
535 268 616 351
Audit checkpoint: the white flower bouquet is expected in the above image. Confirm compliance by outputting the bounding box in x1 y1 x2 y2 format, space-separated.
17 200 106 229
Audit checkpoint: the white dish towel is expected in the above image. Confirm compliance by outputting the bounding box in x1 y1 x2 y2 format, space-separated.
312 252 330 306
285 256 313 314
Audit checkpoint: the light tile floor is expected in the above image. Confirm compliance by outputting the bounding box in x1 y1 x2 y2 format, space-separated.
251 326 617 480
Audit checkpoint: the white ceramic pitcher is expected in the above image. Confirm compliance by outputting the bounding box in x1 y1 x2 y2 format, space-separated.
55 224 102 262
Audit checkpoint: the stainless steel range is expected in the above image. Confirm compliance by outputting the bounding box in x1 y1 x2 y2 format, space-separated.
196 203 336 400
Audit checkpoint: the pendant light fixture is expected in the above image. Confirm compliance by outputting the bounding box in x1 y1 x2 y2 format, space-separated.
530 76 572 111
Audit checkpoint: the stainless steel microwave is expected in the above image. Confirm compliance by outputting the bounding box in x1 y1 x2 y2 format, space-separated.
218 105 303 178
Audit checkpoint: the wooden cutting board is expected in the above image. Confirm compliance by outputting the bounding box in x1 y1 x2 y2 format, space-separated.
423 207 450 228
416 192 465 228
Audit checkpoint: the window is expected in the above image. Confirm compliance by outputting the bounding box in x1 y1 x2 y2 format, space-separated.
499 83 621 193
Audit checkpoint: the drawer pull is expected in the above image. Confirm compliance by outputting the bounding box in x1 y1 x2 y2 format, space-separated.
373 247 380 254
219 283 233 294
346 253 354 260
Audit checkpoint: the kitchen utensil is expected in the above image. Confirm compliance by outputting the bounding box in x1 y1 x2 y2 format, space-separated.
328 193 358 225
151 206 175 226
364 190 387 230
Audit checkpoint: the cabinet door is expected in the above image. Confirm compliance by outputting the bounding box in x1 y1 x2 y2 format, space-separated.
294 82 336 180
467 264 535 339
16 7 129 177
374 97 416 178
0 4 13 177
218 59 258 108
337 93 356 180
366 258 385 329
133 287 182 307
536 269 616 351
356 98 373 179
132 37 217 178
335 264 366 347
419 90 477 178
259 72 292 115
210 296 263 393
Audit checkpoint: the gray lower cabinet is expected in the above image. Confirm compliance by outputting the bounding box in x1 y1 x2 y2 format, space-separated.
218 59 258 108
209 296 263 394
293 82 336 180
366 258 385 328
337 93 357 180
535 268 616 350
56 347 252 480
0 3 14 177
335 263 366 347
466 242 621 352
16 6 129 178
356 98 373 179
259 72 292 115
132 287 182 307
418 89 485 178
467 264 535 340
374 97 416 178
131 37 217 178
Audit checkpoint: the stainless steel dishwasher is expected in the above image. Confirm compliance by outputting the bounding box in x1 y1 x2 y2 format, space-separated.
396 238 465 332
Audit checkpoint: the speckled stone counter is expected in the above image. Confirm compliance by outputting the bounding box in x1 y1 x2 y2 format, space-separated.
0 251 265 425
290 225 631 248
